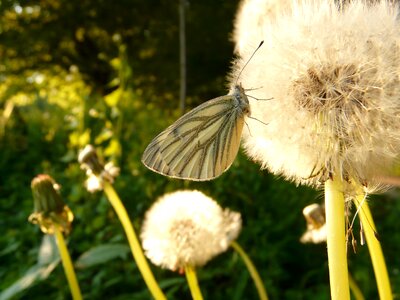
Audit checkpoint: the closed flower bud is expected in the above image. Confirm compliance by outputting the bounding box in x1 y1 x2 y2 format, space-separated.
300 203 327 244
29 174 73 234
78 145 105 176
78 145 120 192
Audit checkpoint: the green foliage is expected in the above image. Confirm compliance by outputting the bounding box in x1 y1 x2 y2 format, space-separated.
1 0 400 299
0 236 60 300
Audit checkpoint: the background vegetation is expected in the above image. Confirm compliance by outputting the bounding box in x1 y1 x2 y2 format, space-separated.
1 0 399 299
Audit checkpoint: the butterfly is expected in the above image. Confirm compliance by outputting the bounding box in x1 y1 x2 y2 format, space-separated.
141 84 251 181
142 41 264 181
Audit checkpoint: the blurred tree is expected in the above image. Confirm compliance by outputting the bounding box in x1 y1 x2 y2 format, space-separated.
0 0 239 104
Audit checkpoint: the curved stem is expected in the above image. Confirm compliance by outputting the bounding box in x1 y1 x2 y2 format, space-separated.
184 265 203 300
348 272 365 300
230 240 268 300
54 226 83 300
353 193 392 300
103 182 167 300
324 177 350 300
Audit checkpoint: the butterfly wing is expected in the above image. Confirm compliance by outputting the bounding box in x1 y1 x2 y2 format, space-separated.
142 94 247 181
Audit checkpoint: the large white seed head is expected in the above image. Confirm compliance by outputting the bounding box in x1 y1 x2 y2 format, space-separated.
231 0 400 192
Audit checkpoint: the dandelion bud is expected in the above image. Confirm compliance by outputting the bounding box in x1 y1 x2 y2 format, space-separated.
78 145 104 176
29 174 73 234
231 0 400 193
300 203 326 244
140 190 242 271
78 145 120 192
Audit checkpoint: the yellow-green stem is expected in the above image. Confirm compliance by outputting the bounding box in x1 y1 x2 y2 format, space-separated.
325 177 350 300
353 193 392 300
230 240 268 300
184 265 203 300
54 226 83 300
103 182 167 300
348 272 365 300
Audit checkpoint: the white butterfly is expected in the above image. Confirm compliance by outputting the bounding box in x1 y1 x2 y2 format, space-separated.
141 84 250 181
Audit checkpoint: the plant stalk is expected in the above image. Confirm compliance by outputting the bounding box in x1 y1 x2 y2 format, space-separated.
103 182 166 300
185 265 204 300
353 193 392 300
230 240 268 300
348 272 365 300
54 226 83 300
325 177 350 300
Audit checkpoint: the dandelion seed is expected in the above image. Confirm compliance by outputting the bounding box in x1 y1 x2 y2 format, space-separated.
140 190 242 271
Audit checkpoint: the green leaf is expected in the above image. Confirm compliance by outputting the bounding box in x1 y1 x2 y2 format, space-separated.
0 236 60 300
75 243 130 269
0 262 60 300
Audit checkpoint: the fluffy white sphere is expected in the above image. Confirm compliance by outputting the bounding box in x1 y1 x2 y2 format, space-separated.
140 190 241 271
231 0 400 192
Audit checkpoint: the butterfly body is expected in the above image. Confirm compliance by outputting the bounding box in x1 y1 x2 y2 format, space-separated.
142 84 250 181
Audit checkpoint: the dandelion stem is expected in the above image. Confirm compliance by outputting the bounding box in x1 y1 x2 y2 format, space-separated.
103 182 167 300
54 226 82 300
348 272 365 300
353 193 393 300
325 177 350 300
230 240 268 300
184 265 204 300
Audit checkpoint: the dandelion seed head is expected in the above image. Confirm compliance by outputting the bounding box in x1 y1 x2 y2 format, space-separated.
140 190 242 271
233 0 293 54
231 0 400 192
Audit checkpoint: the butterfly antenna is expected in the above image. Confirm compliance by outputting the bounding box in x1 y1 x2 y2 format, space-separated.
235 40 264 86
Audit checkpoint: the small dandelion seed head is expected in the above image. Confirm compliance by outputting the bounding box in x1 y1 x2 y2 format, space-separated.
29 174 73 234
140 190 242 271
231 0 400 193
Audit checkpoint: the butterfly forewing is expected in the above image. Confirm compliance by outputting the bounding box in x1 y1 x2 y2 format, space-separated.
141 85 249 181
